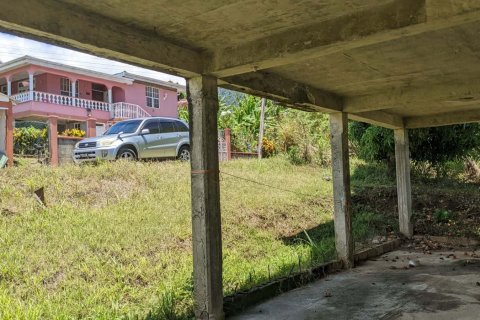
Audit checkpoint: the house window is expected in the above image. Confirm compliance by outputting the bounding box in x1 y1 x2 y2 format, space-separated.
0 85 6 95
60 77 71 96
73 123 81 130
146 86 159 108
92 83 107 102
18 78 35 93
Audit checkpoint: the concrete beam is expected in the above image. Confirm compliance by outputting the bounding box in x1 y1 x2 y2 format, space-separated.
344 83 480 113
187 75 224 320
0 0 202 77
348 111 404 129
405 109 480 128
329 112 353 268
394 129 413 238
207 0 427 77
220 72 343 112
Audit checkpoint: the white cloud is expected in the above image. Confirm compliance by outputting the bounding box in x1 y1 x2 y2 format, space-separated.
0 32 186 85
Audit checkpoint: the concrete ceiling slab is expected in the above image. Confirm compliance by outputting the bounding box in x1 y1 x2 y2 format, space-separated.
2 0 480 128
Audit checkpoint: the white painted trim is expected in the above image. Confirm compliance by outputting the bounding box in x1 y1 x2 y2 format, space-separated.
117 71 184 92
0 93 9 102
0 55 133 85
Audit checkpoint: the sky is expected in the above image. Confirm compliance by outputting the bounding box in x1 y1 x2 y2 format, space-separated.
0 32 186 85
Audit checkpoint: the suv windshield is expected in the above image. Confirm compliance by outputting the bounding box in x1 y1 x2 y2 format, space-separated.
104 120 142 135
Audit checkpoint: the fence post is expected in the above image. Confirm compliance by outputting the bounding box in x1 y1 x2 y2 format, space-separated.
86 118 97 138
225 128 232 161
48 116 59 166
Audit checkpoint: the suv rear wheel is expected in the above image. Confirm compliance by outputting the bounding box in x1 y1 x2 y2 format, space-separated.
177 145 190 161
116 147 137 161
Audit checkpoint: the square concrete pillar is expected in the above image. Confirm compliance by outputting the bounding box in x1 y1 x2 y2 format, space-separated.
394 128 413 238
0 99 14 166
48 116 59 166
329 112 354 268
86 118 97 138
187 75 224 320
5 101 13 166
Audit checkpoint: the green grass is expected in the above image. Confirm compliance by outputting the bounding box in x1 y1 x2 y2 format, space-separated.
0 157 391 319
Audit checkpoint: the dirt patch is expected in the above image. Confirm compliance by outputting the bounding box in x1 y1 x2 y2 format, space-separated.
352 185 480 238
0 207 19 217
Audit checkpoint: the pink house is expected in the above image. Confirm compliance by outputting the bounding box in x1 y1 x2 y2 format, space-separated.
0 56 184 164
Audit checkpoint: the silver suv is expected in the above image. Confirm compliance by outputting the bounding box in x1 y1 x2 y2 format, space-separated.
73 117 190 163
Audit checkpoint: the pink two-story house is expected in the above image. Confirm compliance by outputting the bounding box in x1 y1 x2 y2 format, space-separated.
0 56 184 165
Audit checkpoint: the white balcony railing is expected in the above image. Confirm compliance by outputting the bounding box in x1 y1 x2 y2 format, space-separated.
112 102 151 119
10 91 151 119
11 91 30 103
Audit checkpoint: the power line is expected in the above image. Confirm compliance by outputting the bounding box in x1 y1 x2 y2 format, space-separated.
220 170 318 198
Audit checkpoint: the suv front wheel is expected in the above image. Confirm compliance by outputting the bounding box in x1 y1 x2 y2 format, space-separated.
116 147 137 161
177 145 190 161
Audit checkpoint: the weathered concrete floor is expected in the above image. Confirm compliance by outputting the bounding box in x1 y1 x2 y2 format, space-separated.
230 249 480 320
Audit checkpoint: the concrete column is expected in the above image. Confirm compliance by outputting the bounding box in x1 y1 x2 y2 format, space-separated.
48 116 59 166
187 75 223 320
86 118 97 138
394 128 413 238
329 112 353 268
224 128 232 161
71 79 77 106
107 88 113 104
28 73 34 100
6 101 14 166
7 78 12 96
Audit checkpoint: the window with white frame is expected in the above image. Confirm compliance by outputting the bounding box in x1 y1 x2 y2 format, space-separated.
146 86 160 108
0 85 6 95
60 77 72 96
73 123 81 130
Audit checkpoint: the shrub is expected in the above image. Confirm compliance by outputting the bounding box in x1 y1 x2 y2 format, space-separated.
261 137 276 158
275 110 331 166
60 128 86 138
349 122 480 175
13 127 48 155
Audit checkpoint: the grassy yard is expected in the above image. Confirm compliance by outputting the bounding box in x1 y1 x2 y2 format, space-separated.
0 157 394 319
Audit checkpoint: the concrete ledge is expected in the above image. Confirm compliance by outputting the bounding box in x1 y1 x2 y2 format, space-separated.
224 239 401 316
414 235 480 247
354 239 402 263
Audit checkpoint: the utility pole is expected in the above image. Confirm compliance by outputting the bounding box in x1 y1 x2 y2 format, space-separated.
258 97 266 159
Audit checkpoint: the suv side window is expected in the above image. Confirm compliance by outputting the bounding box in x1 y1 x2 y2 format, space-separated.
142 119 160 134
174 120 189 132
160 121 176 133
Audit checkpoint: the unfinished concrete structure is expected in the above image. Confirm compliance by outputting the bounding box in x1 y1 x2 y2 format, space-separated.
0 93 13 166
1 0 480 318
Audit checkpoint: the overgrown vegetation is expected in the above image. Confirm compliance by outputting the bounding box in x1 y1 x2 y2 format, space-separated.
349 122 480 175
0 158 392 319
180 92 332 165
13 126 48 155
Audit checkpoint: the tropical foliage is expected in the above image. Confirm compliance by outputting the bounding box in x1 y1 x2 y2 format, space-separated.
60 128 86 138
218 95 282 152
349 122 480 175
13 127 48 155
